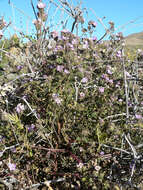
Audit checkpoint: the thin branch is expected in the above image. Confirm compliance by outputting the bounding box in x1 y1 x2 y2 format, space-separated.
103 113 126 120
124 134 139 159
0 143 19 158
22 97 39 119
30 0 38 20
90 8 108 31
25 178 65 189
95 32 108 44
101 143 132 155
122 49 129 119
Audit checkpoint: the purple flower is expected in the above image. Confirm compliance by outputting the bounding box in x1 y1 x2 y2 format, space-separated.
61 36 68 40
64 69 70 74
17 65 23 70
81 77 88 83
102 74 109 81
55 97 62 104
125 71 131 78
80 92 85 98
100 151 104 155
15 103 25 113
135 114 142 119
56 65 64 72
52 94 62 105
72 39 78 45
54 45 63 52
28 124 35 132
11 148 16 153
52 93 58 98
67 43 74 49
116 50 122 58
8 162 16 171
92 36 97 41
99 87 104 93
102 74 107 79
108 79 113 84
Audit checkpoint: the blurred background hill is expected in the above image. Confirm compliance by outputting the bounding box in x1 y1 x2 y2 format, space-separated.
125 31 143 48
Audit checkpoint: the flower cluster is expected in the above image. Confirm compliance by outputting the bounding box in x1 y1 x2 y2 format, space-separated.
15 103 25 114
8 162 16 171
33 0 47 38
52 93 63 105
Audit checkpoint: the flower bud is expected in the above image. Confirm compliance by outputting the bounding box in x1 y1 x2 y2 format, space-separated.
0 30 3 39
37 1 46 9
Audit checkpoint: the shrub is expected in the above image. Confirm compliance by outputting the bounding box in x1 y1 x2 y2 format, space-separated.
0 0 142 189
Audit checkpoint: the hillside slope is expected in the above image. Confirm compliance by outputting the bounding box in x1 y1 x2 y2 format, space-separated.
125 31 143 47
